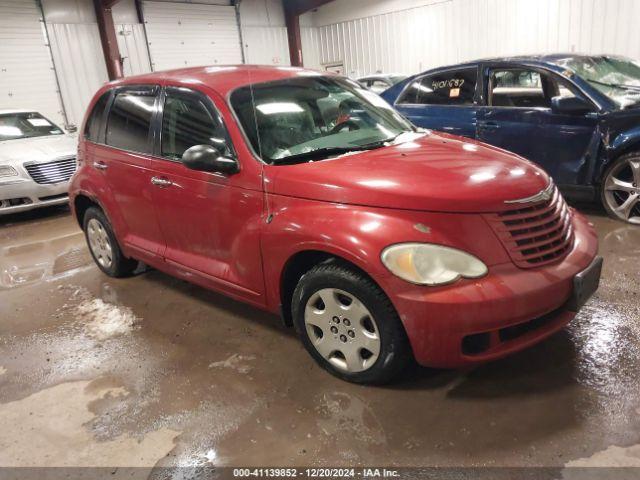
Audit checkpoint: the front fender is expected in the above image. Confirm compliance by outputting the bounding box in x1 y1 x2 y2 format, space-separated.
610 126 640 157
261 195 510 312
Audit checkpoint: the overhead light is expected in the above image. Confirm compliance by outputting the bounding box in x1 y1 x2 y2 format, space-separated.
256 102 304 115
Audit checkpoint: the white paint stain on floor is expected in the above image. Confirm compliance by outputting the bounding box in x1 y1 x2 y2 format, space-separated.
0 366 6 376
56 285 140 340
0 380 180 467
209 353 255 374
77 298 139 340
565 443 640 467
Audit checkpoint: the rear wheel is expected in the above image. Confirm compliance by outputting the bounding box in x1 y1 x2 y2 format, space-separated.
292 262 411 384
83 207 137 277
601 152 640 224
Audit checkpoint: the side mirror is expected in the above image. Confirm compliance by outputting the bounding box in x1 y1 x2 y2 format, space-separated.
181 145 239 175
65 124 77 133
551 95 593 115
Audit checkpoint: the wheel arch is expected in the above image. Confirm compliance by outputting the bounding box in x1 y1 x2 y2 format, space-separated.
603 130 640 182
73 194 101 227
278 249 388 328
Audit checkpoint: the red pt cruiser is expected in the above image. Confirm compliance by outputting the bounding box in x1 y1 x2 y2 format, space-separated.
69 66 602 384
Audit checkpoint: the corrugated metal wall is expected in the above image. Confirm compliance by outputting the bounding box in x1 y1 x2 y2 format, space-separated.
41 0 151 126
301 26 322 70
142 1 243 71
311 0 640 78
242 25 289 65
0 0 66 126
116 24 152 77
46 22 108 126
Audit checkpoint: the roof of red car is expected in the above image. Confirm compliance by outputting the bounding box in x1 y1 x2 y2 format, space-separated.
106 65 331 96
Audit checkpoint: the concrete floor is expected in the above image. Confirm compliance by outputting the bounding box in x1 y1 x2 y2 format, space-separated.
1 205 639 474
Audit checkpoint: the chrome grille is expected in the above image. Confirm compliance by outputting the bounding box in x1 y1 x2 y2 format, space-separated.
485 186 574 268
24 157 77 185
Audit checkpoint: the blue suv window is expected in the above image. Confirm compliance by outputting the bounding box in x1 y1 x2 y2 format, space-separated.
398 69 477 105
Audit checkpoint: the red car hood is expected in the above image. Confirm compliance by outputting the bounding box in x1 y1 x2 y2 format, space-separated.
267 132 550 213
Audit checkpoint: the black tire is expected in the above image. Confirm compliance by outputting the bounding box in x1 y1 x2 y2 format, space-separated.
600 152 640 224
292 261 411 384
83 206 138 277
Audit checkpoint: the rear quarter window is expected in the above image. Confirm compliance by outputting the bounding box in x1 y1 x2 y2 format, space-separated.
84 92 110 143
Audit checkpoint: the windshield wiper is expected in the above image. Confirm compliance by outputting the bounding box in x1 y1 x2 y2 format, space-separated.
270 132 410 165
358 132 404 149
270 146 370 165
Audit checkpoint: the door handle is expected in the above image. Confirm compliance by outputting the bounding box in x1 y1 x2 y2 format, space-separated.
150 176 173 187
478 121 500 131
93 161 108 170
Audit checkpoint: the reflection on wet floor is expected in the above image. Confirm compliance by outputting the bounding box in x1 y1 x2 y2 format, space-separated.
0 206 92 289
0 205 639 469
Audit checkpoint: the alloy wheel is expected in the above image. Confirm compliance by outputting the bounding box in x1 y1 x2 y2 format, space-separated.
604 158 640 224
87 218 113 268
304 288 381 373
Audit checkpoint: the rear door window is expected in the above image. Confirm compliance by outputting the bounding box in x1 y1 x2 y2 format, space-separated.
160 89 233 162
105 90 156 153
398 68 477 105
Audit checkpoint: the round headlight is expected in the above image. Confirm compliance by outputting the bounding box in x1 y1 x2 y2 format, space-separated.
381 243 488 285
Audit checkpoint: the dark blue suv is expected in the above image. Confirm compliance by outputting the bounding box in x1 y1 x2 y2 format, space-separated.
382 55 640 224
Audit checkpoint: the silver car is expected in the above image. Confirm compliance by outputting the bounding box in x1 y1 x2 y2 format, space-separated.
357 74 408 94
0 109 77 215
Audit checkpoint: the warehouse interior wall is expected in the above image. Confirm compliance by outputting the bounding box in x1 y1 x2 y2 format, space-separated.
302 0 640 78
4 0 640 129
112 0 152 77
40 0 151 126
41 0 108 126
0 0 65 126
239 0 289 65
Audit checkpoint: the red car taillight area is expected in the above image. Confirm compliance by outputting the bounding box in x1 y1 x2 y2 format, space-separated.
484 187 575 268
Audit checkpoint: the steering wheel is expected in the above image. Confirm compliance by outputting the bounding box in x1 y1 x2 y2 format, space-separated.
330 119 361 134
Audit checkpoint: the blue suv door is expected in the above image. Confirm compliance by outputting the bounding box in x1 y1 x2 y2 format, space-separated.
476 64 600 187
393 66 479 138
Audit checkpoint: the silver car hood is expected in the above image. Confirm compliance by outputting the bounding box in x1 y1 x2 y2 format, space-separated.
0 134 77 165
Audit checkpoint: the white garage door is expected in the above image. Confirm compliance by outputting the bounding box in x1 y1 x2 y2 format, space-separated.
142 1 243 71
0 0 66 126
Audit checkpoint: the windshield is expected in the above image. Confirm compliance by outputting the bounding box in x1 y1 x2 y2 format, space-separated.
0 112 64 141
230 76 413 164
555 56 640 108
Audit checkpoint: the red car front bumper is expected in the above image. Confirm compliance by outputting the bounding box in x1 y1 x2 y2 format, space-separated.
384 211 599 368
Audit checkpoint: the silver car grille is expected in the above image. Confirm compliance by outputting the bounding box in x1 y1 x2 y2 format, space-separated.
24 157 77 185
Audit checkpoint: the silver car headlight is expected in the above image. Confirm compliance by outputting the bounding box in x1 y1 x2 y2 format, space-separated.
0 166 18 178
381 243 488 285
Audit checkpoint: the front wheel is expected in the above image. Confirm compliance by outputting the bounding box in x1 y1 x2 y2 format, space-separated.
292 262 411 384
601 152 640 224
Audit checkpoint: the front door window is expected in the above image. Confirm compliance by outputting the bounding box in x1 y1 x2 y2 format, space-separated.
488 68 575 108
161 91 233 161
